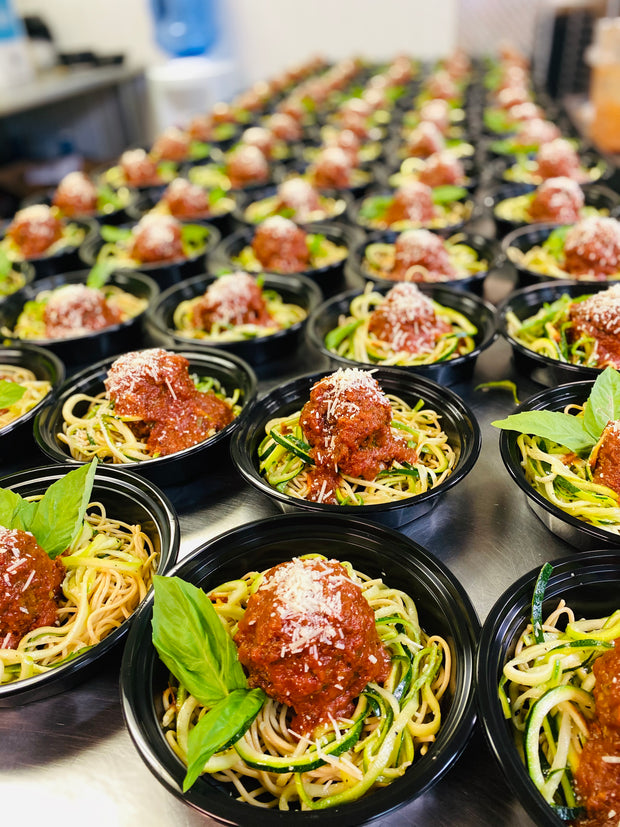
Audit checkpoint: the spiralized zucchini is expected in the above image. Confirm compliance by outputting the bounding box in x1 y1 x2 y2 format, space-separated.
325 284 477 366
161 560 451 810
0 365 52 430
259 394 456 505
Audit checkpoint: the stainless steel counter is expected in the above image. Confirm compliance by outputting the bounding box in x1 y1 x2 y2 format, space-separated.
0 264 577 827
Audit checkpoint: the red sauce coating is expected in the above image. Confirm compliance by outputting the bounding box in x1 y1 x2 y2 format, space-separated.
384 181 436 226
418 151 466 187
0 527 64 649
368 282 451 352
568 285 620 367
425 71 459 101
6 205 64 258
514 118 561 148
129 214 185 263
590 420 620 494
187 114 214 143
240 126 275 159
210 102 237 125
52 171 98 217
419 98 451 134
266 112 302 142
151 127 192 162
311 147 352 189
298 368 418 503
274 178 322 221
234 557 391 733
324 128 360 166
536 139 583 180
391 229 456 280
120 149 162 187
527 177 584 224
405 121 445 158
495 86 531 111
104 348 233 457
43 284 123 338
226 144 270 189
563 217 620 277
191 271 273 331
161 178 211 219
251 216 310 273
573 641 620 827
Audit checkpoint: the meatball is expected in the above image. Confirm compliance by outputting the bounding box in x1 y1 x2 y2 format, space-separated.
425 70 459 101
384 181 436 226
405 121 445 158
527 177 584 224
129 214 184 263
120 148 162 187
251 216 310 273
240 126 275 159
151 127 191 162
52 171 98 217
192 271 272 331
187 113 214 143
495 86 531 111
234 557 390 733
324 128 360 166
311 146 352 189
368 282 451 353
274 177 322 221
225 144 270 189
419 98 451 134
161 178 210 218
0 527 65 650
210 101 236 125
514 118 561 148
563 216 620 277
568 284 620 366
43 284 123 338
506 101 544 123
6 204 64 258
590 420 620 494
418 151 465 187
535 138 582 180
266 112 302 142
391 228 456 280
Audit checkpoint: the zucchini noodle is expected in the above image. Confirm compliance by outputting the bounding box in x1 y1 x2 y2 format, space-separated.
362 233 488 282
325 284 477 365
494 195 604 225
172 290 307 342
0 501 158 684
58 376 241 464
0 222 86 262
0 365 52 430
160 560 452 810
505 294 606 366
358 197 473 232
514 413 620 534
5 285 148 341
500 599 620 814
259 395 456 505
233 236 348 274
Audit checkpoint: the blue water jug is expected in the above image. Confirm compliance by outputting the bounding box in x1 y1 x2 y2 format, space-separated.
149 0 218 58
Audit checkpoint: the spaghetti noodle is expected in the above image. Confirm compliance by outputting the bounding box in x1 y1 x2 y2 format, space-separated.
160 555 452 810
0 365 52 430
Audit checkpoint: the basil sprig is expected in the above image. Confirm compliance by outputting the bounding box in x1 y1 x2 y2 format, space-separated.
0 459 97 558
492 366 620 452
431 185 468 204
152 576 266 791
0 380 26 409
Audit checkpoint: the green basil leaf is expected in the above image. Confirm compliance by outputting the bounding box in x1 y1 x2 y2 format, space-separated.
543 225 571 261
0 380 26 409
152 576 247 707
0 248 13 279
28 459 98 558
96 185 125 212
307 233 325 258
359 195 392 221
583 367 620 441
181 223 210 253
183 688 266 792
431 185 468 204
86 260 115 289
100 225 132 244
491 410 593 452
0 488 37 532
483 108 512 134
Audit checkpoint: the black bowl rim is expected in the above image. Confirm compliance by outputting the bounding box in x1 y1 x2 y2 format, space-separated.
0 461 180 704
120 511 480 826
145 270 323 349
475 549 620 827
0 342 66 437
0 267 160 347
306 282 498 371
33 345 258 472
231 366 482 517
498 378 620 548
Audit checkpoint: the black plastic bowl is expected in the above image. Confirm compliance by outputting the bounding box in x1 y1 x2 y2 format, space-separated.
231 367 481 528
0 342 65 464
498 379 620 550
79 221 221 290
476 551 620 827
144 271 322 367
498 280 618 386
120 512 480 826
211 221 355 297
0 462 180 707
0 268 159 369
306 283 497 385
345 231 498 296
500 221 620 288
0 218 96 279
487 181 620 239
33 346 257 487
